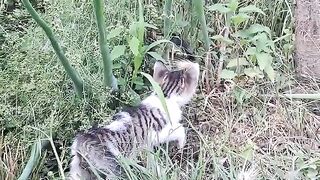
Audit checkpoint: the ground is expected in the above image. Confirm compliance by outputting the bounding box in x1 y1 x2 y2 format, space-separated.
0 0 319 179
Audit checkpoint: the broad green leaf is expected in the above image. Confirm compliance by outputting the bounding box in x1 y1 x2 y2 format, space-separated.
247 24 271 35
256 52 272 70
227 58 250 68
147 52 165 61
140 72 171 123
107 27 123 40
239 5 265 15
207 4 230 13
245 47 256 55
264 64 275 82
129 36 140 56
211 35 234 44
244 67 263 78
252 33 272 53
111 45 126 60
233 29 251 38
144 39 172 52
231 13 250 26
228 0 239 12
133 54 143 78
221 69 236 79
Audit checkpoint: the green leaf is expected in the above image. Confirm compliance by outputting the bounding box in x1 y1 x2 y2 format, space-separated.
231 13 250 26
221 69 236 79
111 45 126 60
129 36 140 56
211 35 234 44
247 24 271 35
113 63 122 69
283 43 293 54
127 88 141 106
233 86 251 105
245 47 256 55
207 4 230 13
107 27 123 40
240 140 256 161
239 5 265 15
117 77 126 85
144 39 172 52
256 52 272 70
244 67 263 78
264 64 275 82
129 22 138 36
228 0 239 12
140 72 171 123
147 52 165 61
227 58 250 68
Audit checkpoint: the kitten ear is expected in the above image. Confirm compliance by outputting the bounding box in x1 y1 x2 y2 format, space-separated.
178 61 200 93
153 60 169 84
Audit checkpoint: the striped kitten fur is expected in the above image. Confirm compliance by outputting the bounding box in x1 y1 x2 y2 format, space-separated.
69 60 200 180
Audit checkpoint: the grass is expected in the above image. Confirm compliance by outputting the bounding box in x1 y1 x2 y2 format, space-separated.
1 0 320 179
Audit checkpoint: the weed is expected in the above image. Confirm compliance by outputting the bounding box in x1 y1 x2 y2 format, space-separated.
2 0 320 180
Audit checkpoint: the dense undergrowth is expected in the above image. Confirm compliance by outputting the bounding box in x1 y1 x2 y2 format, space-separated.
1 0 319 179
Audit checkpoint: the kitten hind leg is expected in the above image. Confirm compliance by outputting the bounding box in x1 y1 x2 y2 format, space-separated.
154 123 186 149
169 124 186 149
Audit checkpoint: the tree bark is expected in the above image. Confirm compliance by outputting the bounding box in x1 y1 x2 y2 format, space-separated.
295 0 320 78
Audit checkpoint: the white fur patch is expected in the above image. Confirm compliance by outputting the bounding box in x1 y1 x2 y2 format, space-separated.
105 112 131 131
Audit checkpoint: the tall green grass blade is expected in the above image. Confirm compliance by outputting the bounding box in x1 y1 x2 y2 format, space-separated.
18 140 49 180
164 0 173 38
22 0 84 97
93 0 118 90
137 0 145 42
140 72 171 123
193 0 210 51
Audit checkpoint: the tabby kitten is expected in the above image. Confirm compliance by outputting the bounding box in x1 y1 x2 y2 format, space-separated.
69 60 200 180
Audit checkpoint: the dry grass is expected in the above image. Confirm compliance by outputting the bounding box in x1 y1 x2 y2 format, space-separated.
1 0 320 179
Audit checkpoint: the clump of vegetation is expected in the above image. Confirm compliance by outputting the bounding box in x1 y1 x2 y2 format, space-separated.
1 0 319 179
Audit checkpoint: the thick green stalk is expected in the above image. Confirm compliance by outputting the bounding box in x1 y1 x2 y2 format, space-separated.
164 0 173 38
18 140 49 180
193 0 210 51
93 0 117 90
22 0 84 97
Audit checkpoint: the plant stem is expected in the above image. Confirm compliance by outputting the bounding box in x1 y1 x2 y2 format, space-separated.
193 0 210 51
164 0 173 38
93 0 117 90
18 140 49 180
22 0 84 97
216 27 229 86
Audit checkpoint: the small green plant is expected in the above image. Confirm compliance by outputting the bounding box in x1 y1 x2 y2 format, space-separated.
208 0 276 82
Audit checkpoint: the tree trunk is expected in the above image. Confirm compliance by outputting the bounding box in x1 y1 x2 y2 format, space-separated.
295 0 320 78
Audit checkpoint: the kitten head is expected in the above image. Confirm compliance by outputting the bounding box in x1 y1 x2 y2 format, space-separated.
153 60 200 106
